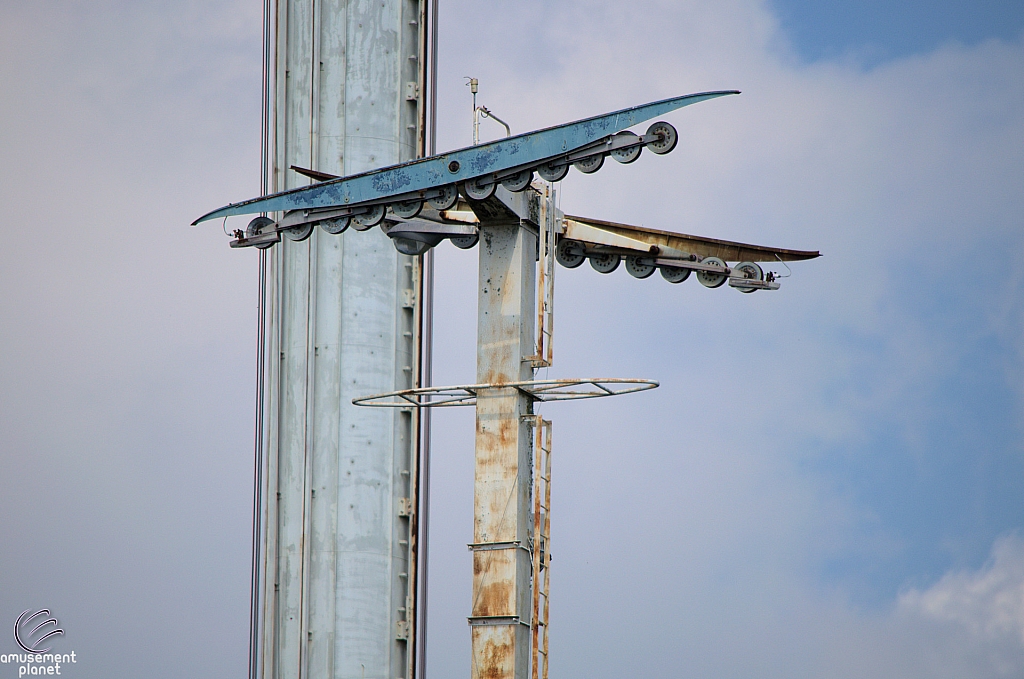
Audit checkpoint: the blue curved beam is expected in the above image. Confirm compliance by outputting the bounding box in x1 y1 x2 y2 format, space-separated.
193 90 739 225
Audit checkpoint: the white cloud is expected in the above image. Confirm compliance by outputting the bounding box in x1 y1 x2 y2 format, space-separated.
900 534 1024 644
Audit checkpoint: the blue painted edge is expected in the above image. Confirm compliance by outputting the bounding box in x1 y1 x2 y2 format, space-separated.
193 90 739 225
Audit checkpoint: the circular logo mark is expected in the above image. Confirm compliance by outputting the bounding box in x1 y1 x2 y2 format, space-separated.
14 610 64 653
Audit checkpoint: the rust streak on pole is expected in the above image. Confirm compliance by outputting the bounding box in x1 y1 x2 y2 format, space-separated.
471 212 537 679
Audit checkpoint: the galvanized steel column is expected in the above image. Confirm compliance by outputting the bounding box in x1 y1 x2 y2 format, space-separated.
256 1 425 679
471 219 537 679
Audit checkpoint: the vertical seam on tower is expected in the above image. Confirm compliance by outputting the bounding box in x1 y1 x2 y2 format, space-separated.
297 241 318 679
297 4 320 677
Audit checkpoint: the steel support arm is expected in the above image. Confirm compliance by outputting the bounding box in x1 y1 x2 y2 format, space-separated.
193 91 738 224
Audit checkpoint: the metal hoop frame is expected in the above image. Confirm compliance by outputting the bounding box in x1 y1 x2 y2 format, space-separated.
353 377 659 408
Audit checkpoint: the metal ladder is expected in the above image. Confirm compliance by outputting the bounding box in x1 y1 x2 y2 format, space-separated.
531 416 552 679
528 183 556 368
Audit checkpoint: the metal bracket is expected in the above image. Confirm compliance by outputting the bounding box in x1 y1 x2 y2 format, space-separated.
563 218 668 255
229 230 280 249
653 256 780 288
652 256 726 273
560 130 661 165
383 219 477 239
467 541 531 553
728 277 780 291
467 616 531 627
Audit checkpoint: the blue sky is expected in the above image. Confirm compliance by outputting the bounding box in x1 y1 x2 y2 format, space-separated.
424 2 1024 675
0 1 1022 677
772 0 1024 64
755 0 1024 602
804 236 1024 604
427 0 1024 597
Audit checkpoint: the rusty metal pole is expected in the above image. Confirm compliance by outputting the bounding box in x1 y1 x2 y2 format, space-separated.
469 216 537 679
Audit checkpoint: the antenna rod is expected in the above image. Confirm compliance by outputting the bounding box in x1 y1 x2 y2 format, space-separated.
478 106 510 137
466 77 479 144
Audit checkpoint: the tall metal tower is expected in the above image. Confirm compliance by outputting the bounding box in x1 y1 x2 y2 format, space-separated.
199 74 819 679
249 1 427 678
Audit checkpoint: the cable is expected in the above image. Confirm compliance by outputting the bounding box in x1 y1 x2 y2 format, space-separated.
248 1 272 678
416 3 439 679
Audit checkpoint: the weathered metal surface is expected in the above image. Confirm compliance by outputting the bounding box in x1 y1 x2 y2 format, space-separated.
564 215 820 262
471 210 537 679
466 186 540 226
562 219 662 254
254 1 425 679
194 91 738 223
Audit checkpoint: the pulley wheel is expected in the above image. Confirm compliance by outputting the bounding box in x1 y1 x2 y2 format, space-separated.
391 199 423 219
464 176 497 201
589 252 620 274
555 239 585 268
624 255 656 279
501 170 533 192
610 132 643 164
574 154 605 174
320 216 350 235
427 184 459 211
352 204 386 230
646 121 678 155
246 216 277 250
696 256 728 288
282 222 314 242
733 261 764 293
537 162 569 182
450 233 479 250
660 265 691 284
